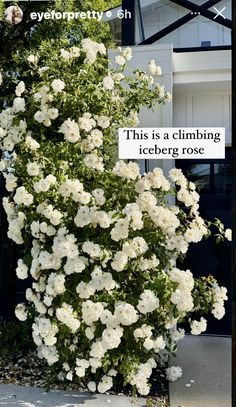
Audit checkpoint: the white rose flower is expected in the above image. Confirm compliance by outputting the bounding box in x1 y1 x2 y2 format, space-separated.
66 372 73 381
13 97 26 113
149 59 162 76
15 81 25 97
225 228 232 241
27 162 40 176
14 186 33 206
60 49 71 60
16 259 28 280
25 135 40 150
114 303 138 326
51 79 65 93
111 251 128 271
115 55 126 66
97 376 113 393
103 75 114 90
86 129 103 149
87 381 96 392
82 241 101 258
79 113 96 132
4 173 18 191
59 118 80 143
155 84 165 98
34 111 46 123
113 160 140 180
96 115 110 129
137 290 159 314
15 303 28 321
122 47 132 60
90 341 106 359
48 108 59 120
166 366 182 382
85 327 95 340
143 338 154 350
27 54 38 65
83 152 104 171
92 188 106 205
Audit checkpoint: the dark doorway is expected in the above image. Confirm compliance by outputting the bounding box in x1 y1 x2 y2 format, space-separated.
176 148 232 335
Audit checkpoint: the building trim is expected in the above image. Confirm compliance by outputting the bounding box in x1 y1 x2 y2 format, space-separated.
174 46 232 52
137 0 232 45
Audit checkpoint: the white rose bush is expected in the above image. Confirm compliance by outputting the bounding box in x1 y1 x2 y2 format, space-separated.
0 39 230 396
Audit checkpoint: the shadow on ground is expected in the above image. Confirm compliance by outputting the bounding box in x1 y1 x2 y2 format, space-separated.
0 386 95 407
0 384 146 407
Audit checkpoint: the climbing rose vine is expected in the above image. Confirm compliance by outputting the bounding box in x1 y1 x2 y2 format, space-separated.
0 39 230 396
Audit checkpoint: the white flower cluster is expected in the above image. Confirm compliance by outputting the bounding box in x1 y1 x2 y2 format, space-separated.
0 38 230 396
211 285 228 320
14 186 34 206
77 266 118 299
15 303 28 321
16 259 28 280
34 84 59 127
190 317 207 335
149 59 162 76
59 118 80 143
74 206 112 229
113 160 140 180
34 174 57 193
169 268 194 312
32 317 58 347
56 303 80 333
111 237 148 271
115 47 132 66
137 290 159 314
0 104 27 151
130 358 157 395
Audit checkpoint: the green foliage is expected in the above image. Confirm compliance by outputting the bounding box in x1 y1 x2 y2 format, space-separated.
146 397 169 407
0 317 35 358
0 0 119 109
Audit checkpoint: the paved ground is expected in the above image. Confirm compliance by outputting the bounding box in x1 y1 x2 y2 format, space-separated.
0 384 146 407
169 335 231 407
0 335 231 407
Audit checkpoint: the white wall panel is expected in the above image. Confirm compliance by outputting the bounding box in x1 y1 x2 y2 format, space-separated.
179 22 199 48
199 21 220 46
173 93 231 145
173 95 187 127
192 95 224 126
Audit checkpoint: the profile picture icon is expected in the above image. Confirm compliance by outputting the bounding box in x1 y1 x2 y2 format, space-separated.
5 5 23 26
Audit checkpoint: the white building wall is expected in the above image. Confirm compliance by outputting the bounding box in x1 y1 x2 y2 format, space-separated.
173 93 231 145
108 45 231 173
172 49 231 145
137 0 231 48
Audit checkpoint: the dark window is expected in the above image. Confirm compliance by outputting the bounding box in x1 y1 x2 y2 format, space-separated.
176 147 232 335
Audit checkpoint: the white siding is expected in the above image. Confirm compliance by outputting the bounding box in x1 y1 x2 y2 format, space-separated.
138 0 231 48
108 45 231 174
173 93 231 145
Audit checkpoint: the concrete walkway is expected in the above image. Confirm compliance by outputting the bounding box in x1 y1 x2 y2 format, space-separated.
0 384 146 407
0 335 231 407
169 335 231 407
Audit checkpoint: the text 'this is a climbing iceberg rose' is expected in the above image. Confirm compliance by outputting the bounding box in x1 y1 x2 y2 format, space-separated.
0 39 230 396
